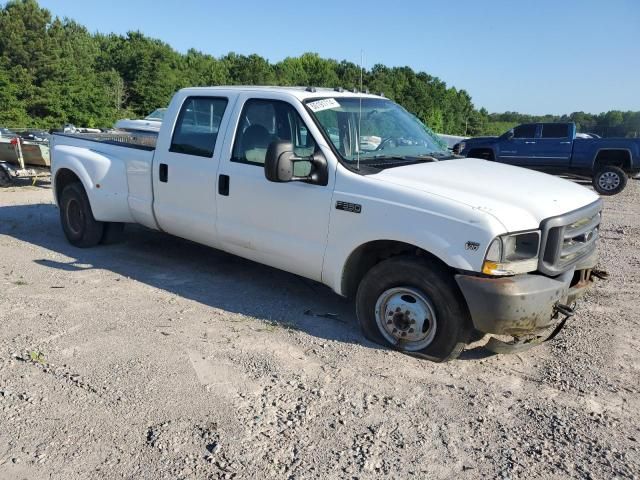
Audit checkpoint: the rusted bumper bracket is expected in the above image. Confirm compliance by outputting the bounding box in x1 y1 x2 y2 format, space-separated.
483 303 575 354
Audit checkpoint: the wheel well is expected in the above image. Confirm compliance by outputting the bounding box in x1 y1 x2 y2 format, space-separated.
594 150 631 171
55 168 82 203
467 148 494 161
341 240 450 298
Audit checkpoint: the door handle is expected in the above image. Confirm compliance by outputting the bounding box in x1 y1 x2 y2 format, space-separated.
218 174 230 196
525 141 536 144
159 163 168 182
560 141 571 144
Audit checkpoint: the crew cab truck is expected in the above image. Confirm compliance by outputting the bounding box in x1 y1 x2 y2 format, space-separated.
51 87 603 361
454 122 640 195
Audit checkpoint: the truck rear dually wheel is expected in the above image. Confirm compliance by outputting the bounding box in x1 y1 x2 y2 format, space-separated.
593 165 627 195
356 256 472 362
60 182 104 247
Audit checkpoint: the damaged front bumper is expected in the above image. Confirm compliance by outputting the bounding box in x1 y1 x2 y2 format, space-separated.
455 253 600 338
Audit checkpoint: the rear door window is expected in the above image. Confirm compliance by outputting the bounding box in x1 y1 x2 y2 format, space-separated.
541 124 569 139
170 97 228 157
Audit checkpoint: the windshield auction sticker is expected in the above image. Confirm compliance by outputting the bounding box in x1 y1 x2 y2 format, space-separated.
307 98 341 112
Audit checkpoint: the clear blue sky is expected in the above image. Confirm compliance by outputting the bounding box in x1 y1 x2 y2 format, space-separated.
38 0 640 115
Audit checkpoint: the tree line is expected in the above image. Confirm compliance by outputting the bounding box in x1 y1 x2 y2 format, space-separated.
1 0 638 138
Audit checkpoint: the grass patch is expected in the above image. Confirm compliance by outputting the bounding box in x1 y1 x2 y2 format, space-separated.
29 350 46 364
281 321 301 332
259 320 279 333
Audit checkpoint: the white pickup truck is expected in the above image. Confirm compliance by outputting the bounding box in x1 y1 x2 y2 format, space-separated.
51 86 603 361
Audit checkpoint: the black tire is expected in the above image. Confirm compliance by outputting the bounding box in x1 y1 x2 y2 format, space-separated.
101 222 125 245
355 255 472 362
0 166 12 187
592 165 627 195
59 182 104 247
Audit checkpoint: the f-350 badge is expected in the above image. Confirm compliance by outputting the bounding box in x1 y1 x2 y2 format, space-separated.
465 241 480 251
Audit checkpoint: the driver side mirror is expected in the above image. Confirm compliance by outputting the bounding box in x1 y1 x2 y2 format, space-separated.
264 140 328 186
505 130 514 140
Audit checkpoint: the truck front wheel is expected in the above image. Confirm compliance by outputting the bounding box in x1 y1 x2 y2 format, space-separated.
59 182 104 247
356 256 472 362
593 165 627 195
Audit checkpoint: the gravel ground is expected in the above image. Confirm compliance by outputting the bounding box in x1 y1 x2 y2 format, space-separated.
0 178 639 480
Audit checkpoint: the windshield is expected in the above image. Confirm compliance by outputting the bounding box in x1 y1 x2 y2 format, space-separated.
306 97 448 166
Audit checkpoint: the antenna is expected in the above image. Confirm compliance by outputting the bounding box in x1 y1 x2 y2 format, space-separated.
357 50 364 171
360 53 364 93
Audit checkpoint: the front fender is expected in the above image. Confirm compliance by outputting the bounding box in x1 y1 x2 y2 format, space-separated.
325 222 496 296
322 178 504 295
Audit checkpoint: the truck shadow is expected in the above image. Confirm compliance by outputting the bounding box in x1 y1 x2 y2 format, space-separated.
0 202 371 349
1 202 500 360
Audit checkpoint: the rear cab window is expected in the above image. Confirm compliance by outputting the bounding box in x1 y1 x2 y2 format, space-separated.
170 97 228 157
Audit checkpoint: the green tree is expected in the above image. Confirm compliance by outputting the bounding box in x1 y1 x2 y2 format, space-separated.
0 59 30 125
222 53 275 85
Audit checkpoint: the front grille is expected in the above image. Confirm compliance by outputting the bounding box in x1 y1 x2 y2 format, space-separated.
538 200 603 276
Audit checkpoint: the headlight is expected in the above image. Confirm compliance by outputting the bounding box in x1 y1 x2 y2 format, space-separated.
482 231 541 276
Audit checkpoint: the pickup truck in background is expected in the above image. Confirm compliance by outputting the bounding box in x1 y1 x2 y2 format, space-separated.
453 122 640 195
51 87 603 361
114 108 166 133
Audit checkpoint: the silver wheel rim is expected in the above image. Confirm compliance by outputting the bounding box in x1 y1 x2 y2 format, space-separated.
598 171 620 191
374 287 437 351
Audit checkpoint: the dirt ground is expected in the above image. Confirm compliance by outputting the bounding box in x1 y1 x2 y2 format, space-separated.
0 178 639 480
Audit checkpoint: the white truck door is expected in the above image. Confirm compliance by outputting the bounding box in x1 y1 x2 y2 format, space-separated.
215 95 334 281
152 95 234 247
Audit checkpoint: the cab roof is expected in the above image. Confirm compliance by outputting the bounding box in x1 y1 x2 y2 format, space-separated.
178 85 384 101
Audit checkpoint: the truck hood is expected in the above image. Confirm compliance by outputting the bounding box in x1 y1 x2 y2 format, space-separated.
372 158 600 232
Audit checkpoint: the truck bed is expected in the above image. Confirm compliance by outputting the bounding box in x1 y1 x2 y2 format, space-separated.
52 131 158 229
54 131 157 151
